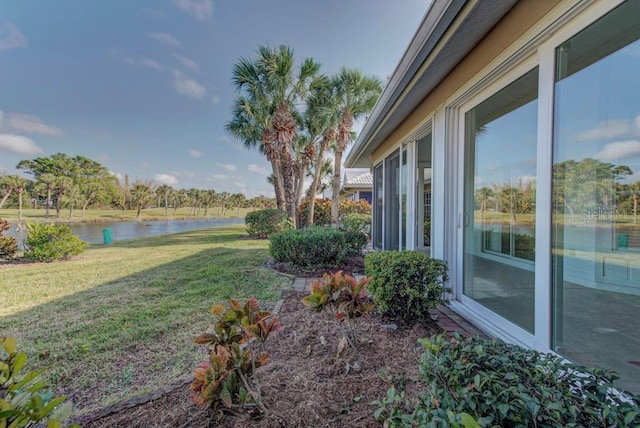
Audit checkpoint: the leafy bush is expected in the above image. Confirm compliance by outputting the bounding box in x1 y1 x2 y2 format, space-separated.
190 297 281 420
302 271 374 349
365 251 449 322
245 208 288 239
270 227 347 269
0 218 18 260
344 231 367 256
23 222 88 262
297 198 372 228
342 213 371 235
0 336 77 428
375 333 640 427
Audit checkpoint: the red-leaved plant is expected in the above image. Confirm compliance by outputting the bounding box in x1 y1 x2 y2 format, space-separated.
190 297 281 420
301 271 374 350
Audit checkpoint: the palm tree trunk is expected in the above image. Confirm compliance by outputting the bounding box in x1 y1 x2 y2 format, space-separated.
270 158 286 211
0 189 12 209
331 148 344 228
164 195 169 217
46 189 52 219
307 138 330 227
17 190 23 219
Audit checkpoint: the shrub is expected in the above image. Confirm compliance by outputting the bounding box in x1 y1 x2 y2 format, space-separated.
245 208 288 239
0 218 18 260
344 231 367 256
302 271 374 349
342 213 371 235
375 333 640 427
23 222 88 262
297 198 372 228
365 251 449 322
0 336 77 428
190 297 281 420
270 227 347 269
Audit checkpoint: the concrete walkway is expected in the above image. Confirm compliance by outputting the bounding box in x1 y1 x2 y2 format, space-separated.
291 276 487 338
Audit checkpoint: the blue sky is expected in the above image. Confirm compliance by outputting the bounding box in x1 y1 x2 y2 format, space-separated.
0 0 429 197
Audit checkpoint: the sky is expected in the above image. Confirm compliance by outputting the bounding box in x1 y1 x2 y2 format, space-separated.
0 0 429 197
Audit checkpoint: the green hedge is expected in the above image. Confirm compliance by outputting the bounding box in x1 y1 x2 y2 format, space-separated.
245 208 288 238
24 222 88 262
270 227 347 269
365 251 449 322
375 334 640 427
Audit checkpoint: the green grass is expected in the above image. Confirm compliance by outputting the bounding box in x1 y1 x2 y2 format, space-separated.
0 206 256 223
0 224 291 415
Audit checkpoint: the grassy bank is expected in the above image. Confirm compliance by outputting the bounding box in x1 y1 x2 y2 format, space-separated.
0 206 256 223
0 224 291 415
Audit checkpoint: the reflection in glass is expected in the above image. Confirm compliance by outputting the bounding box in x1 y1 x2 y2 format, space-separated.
464 68 538 333
373 163 383 249
384 151 400 250
552 0 640 393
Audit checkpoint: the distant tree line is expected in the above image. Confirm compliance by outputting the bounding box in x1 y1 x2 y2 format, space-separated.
0 153 275 219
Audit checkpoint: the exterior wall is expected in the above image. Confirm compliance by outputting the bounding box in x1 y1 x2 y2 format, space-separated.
370 0 559 166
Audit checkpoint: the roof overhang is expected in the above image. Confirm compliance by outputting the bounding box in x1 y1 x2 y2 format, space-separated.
346 0 519 168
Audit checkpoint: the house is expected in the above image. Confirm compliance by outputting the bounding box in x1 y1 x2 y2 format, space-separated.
342 168 373 203
346 0 640 393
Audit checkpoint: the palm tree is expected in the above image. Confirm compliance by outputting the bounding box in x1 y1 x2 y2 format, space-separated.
305 75 338 226
156 185 173 217
227 45 320 228
202 189 216 217
14 176 30 219
0 175 21 209
130 181 154 219
327 68 382 227
53 176 73 219
38 173 56 219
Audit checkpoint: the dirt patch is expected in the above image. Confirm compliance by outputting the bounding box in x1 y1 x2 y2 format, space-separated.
267 254 366 278
80 291 439 427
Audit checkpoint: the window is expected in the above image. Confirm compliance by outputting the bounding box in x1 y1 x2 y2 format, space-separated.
463 67 538 333
552 0 640 393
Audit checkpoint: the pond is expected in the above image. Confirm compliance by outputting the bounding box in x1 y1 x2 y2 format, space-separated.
5 217 245 246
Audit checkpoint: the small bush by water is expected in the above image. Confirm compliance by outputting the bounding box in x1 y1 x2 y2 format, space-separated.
24 222 88 262
245 208 289 238
270 227 347 270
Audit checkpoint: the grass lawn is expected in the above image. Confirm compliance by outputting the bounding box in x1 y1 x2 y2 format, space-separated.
0 224 291 415
0 206 255 223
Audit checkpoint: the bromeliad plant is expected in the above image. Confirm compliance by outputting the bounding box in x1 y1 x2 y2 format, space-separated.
301 271 375 350
0 336 76 428
190 297 282 420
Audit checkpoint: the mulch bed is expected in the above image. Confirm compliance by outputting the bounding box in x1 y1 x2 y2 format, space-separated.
78 289 440 427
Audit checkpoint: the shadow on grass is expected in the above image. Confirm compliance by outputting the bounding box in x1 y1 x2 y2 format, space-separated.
0 245 291 415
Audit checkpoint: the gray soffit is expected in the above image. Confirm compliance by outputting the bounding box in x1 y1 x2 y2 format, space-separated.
346 0 519 168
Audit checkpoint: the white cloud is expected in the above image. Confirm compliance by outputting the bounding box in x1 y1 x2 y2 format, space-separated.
0 110 4 123
636 113 640 129
109 171 123 181
211 174 231 181
211 94 220 104
6 113 63 136
233 181 247 190
172 0 213 20
154 173 178 186
217 162 237 171
0 134 43 155
124 56 164 70
147 32 181 47
596 140 640 161
0 22 27 52
248 163 269 175
173 71 206 99
576 119 631 142
173 54 199 73
188 149 202 158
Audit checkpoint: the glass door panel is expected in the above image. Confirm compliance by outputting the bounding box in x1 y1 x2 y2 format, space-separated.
552 0 640 393
464 68 538 333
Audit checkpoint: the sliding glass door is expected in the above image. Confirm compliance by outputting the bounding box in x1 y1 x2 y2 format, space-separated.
463 68 538 334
